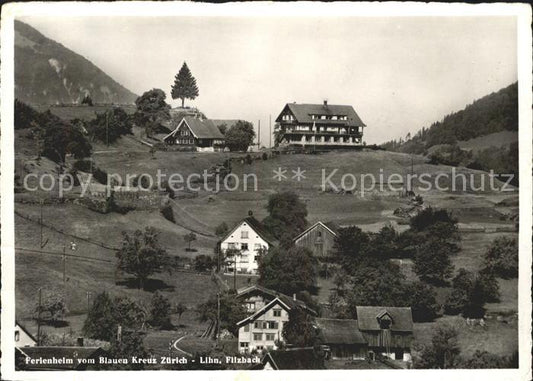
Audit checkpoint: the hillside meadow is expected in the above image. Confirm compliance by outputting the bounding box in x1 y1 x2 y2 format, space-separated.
14 139 518 359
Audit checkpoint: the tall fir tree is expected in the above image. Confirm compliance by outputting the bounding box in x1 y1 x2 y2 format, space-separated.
171 62 199 107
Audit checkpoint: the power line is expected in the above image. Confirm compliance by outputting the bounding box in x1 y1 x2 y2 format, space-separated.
16 247 114 264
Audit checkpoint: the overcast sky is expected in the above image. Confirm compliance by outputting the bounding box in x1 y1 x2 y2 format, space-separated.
21 16 517 145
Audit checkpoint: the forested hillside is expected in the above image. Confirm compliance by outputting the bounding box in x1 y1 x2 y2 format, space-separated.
382 82 518 154
382 83 518 185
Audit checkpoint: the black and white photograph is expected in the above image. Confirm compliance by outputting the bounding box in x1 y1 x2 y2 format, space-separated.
1 2 531 380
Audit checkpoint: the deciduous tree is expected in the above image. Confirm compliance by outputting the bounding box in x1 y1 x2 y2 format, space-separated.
224 120 255 152
258 246 317 296
116 227 171 290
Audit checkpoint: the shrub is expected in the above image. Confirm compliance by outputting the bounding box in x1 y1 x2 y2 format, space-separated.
484 236 518 279
194 255 215 272
149 292 172 329
93 167 108 185
160 204 175 223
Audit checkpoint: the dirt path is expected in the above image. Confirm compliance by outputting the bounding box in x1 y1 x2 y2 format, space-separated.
172 335 192 356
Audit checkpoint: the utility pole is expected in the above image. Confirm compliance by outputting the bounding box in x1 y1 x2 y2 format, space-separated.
216 292 221 345
39 199 43 248
86 291 91 313
37 287 42 345
269 114 272 148
62 245 66 282
106 110 109 147
257 120 261 149
233 255 237 291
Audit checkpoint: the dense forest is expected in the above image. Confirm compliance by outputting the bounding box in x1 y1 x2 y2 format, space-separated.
382 82 518 154
381 82 518 185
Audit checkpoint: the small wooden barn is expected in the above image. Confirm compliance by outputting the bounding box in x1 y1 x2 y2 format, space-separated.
293 221 339 260
355 306 414 361
315 318 367 360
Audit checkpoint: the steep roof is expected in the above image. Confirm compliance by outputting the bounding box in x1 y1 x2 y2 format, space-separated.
164 116 225 140
183 117 225 139
15 320 37 343
261 348 325 370
293 221 339 242
276 103 366 127
236 284 317 315
315 318 367 345
356 306 413 332
220 216 277 246
210 119 242 128
237 297 292 327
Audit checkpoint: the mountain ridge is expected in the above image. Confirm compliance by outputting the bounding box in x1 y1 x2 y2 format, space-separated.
15 20 138 105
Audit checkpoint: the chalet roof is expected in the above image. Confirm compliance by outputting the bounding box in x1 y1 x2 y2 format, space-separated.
276 103 366 127
15 320 37 343
210 119 242 128
220 216 277 246
315 318 367 345
236 284 317 315
356 306 413 332
16 346 107 370
293 221 339 242
164 116 225 140
237 297 292 327
260 348 325 370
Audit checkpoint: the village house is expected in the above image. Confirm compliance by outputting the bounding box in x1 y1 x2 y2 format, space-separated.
163 116 225 152
14 321 37 348
315 318 367 360
293 221 339 260
275 101 366 148
314 307 414 362
355 306 414 362
236 285 317 354
218 214 276 275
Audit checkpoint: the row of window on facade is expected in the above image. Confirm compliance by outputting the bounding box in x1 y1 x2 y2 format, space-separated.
239 342 274 351
281 114 348 121
227 242 264 251
291 126 360 133
290 135 362 143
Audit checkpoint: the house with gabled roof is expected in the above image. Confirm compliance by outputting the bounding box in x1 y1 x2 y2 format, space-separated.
315 318 367 360
236 285 317 354
15 321 37 348
219 213 277 275
236 284 317 316
355 306 414 362
236 297 291 354
163 116 225 152
275 101 366 148
293 221 339 260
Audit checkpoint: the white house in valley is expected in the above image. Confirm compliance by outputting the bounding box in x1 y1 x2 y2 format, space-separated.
235 285 318 354
237 297 291 354
219 214 276 275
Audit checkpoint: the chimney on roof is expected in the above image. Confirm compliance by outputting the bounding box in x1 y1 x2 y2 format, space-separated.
323 100 328 107
248 210 253 216
293 293 297 301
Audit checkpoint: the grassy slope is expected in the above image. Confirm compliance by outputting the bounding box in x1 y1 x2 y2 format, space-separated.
14 142 518 358
458 131 518 153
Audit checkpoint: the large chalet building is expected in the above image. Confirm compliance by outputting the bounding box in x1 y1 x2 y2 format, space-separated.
275 101 366 148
